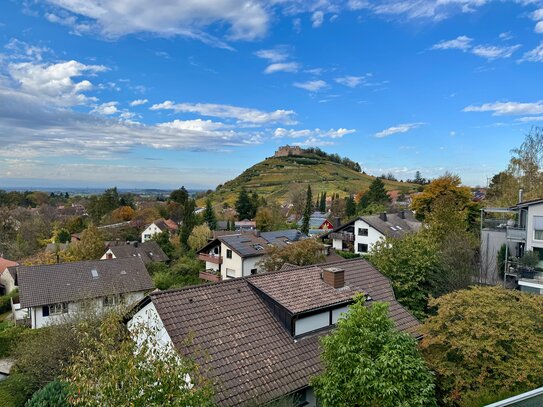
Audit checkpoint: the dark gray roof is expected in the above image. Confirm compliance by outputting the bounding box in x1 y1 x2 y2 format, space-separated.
148 258 419 406
107 241 169 264
18 257 154 308
199 229 307 258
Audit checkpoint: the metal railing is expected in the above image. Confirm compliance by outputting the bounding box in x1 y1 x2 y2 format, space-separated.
506 227 527 241
330 232 355 242
198 253 223 264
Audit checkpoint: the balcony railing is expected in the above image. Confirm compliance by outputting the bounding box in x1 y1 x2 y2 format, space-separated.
199 270 221 283
198 253 223 264
506 227 527 242
330 232 355 242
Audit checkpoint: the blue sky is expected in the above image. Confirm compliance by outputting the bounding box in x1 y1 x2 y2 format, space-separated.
1 0 543 189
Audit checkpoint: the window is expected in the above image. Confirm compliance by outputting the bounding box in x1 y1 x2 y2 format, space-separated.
226 249 233 259
534 216 543 240
226 268 236 278
357 243 368 253
103 295 118 307
250 268 258 275
48 302 68 316
358 228 368 236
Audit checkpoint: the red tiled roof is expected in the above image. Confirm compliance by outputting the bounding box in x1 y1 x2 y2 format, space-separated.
0 257 18 272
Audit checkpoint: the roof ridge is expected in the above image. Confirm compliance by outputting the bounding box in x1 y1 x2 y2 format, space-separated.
16 256 145 271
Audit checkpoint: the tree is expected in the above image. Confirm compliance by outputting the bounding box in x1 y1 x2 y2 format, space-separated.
203 199 217 230
255 207 273 232
369 234 440 319
27 381 69 407
258 239 325 272
421 286 543 406
152 231 175 259
180 199 197 250
111 206 135 222
68 225 104 261
235 188 253 220
365 178 390 206
411 173 477 222
345 195 356 218
65 312 214 407
301 185 312 235
319 192 327 212
188 224 212 251
55 228 71 244
311 295 436 407
169 187 189 206
288 185 306 218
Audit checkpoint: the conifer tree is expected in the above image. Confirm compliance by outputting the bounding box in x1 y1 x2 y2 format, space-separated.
301 185 313 235
235 188 253 220
203 198 217 230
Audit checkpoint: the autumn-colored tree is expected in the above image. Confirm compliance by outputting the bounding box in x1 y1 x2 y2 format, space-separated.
66 312 214 407
421 286 543 406
188 224 212 251
258 238 325 272
255 207 274 232
311 294 436 407
111 205 135 222
68 225 104 261
410 173 477 222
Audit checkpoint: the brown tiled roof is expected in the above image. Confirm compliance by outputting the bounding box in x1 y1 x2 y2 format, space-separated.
0 258 18 273
18 257 154 308
107 241 169 264
148 258 419 406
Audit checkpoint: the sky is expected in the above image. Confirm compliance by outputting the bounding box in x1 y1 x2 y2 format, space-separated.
1 0 543 190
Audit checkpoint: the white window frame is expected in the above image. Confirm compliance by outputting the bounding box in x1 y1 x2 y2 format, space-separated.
534 216 543 241
226 268 236 278
358 228 369 236
49 302 68 315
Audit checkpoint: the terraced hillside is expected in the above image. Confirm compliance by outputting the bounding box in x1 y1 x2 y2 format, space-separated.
204 153 416 205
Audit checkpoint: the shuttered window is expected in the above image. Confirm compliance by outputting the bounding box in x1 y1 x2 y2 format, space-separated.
534 216 543 240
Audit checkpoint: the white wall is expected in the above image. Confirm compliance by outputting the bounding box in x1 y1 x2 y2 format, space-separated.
295 312 330 336
242 255 264 276
221 242 243 279
0 269 16 294
127 301 173 350
30 291 146 329
353 219 385 254
100 249 116 260
526 204 543 252
141 223 163 242
332 238 342 251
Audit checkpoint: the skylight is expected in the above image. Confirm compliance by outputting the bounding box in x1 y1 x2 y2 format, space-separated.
253 244 264 250
91 269 99 279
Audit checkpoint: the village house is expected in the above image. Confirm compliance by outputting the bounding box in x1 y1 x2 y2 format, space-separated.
481 195 543 293
299 211 335 237
127 258 420 406
197 230 306 281
320 211 421 255
0 257 19 296
101 241 169 264
15 257 154 329
141 219 178 242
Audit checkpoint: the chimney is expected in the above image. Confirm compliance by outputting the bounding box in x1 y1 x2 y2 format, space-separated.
322 267 345 289
254 230 261 237
399 210 405 219
134 241 138 248
379 212 387 222
519 189 524 204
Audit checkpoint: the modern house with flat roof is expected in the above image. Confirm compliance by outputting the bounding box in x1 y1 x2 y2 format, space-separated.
127 258 420 407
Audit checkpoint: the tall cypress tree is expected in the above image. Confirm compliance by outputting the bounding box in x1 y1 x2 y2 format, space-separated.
301 185 313 235
180 198 197 249
235 188 253 220
319 191 327 212
345 195 356 217
366 178 390 205
203 198 217 230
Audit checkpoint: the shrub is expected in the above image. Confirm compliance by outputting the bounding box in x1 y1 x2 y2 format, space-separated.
26 380 69 407
0 374 35 407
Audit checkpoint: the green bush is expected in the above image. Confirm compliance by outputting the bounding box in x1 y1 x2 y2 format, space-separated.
0 374 36 407
0 325 30 358
336 250 361 260
26 380 69 407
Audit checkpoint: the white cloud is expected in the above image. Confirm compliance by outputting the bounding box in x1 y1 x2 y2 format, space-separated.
499 32 513 41
150 100 297 124
365 0 490 21
130 98 148 106
264 62 300 74
5 38 50 61
335 75 369 87
312 11 324 27
431 35 520 59
8 59 107 106
157 118 226 131
254 47 290 62
522 42 543 62
45 0 270 44
92 101 119 115
375 122 424 138
292 137 335 147
274 127 355 139
293 80 327 92
431 35 473 51
536 21 543 34
471 44 521 59
463 101 543 115
517 116 543 122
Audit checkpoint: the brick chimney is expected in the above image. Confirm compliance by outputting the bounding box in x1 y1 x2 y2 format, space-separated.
379 212 387 221
322 267 345 289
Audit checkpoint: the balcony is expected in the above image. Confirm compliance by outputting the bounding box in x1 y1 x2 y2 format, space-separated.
330 232 355 242
506 227 527 242
198 253 223 264
199 270 221 283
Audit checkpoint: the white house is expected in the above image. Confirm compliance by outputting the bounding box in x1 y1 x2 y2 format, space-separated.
141 219 178 242
197 230 306 281
126 258 420 407
320 211 421 255
0 257 19 296
102 241 169 264
16 257 154 329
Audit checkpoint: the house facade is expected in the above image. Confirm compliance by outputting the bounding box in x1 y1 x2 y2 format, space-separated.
16 257 154 329
127 258 420 407
482 198 543 294
101 240 169 264
197 230 306 281
141 219 177 242
0 258 19 296
321 211 421 255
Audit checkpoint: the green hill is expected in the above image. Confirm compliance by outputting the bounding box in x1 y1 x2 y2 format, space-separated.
203 151 417 206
